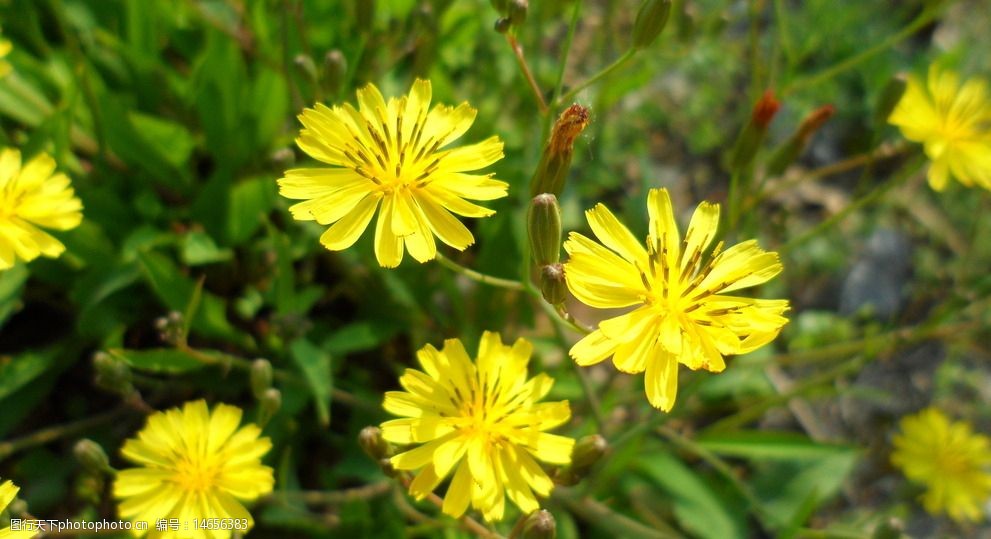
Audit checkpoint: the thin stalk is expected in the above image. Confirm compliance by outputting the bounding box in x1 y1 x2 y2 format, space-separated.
0 407 129 461
783 6 941 96
506 34 548 114
435 252 525 291
553 487 684 539
555 49 636 107
266 481 392 505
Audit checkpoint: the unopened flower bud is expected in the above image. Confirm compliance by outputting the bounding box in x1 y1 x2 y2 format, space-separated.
766 104 835 176
871 518 904 539
876 74 908 127
323 50 348 96
93 352 134 396
378 457 397 477
494 17 512 34
294 54 318 85
570 434 607 471
729 90 779 171
154 311 184 345
539 264 567 305
490 0 508 13
74 439 112 474
258 388 281 426
632 0 672 49
508 0 528 26
530 104 590 196
359 426 392 461
527 194 562 266
250 359 273 399
522 509 556 539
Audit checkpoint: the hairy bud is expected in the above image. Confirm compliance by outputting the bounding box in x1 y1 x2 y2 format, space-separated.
530 104 590 196
527 194 563 266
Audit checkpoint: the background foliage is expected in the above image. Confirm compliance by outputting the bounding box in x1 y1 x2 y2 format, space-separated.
1 0 990 537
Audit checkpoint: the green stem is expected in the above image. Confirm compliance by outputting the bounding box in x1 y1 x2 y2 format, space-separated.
782 6 941 96
548 309 605 429
506 33 548 114
434 252 525 291
553 487 684 539
0 407 129 461
265 481 392 505
781 155 924 254
555 49 637 107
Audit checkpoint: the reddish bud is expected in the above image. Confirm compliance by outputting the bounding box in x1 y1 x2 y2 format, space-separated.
797 104 835 142
751 90 780 129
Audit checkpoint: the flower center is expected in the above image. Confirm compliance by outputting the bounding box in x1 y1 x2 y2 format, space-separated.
173 456 220 493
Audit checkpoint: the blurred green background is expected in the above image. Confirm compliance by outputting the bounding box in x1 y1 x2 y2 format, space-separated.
1 0 990 537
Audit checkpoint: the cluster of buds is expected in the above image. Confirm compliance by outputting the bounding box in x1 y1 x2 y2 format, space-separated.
491 0 527 33
154 310 184 345
293 49 349 98
527 105 589 306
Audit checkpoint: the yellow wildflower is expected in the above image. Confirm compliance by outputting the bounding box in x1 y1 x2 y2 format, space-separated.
0 34 10 78
0 478 37 538
889 66 991 190
0 148 83 270
279 79 507 267
113 400 274 537
563 188 789 411
381 331 574 522
891 407 991 522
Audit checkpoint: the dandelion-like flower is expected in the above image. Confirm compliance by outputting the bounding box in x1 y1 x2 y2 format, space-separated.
564 188 789 411
279 79 507 267
0 478 37 538
0 148 83 270
381 331 574 522
891 407 991 522
889 66 991 191
113 400 274 537
0 31 11 78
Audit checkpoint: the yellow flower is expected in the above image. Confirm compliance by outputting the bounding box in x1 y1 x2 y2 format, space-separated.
563 188 789 411
0 479 38 539
113 400 274 538
0 148 83 270
891 407 991 522
381 331 574 522
279 79 507 267
0 35 11 78
889 66 991 191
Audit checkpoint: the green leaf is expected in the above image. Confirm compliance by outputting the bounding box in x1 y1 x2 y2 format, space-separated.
752 452 859 529
324 321 398 357
0 264 28 328
181 231 233 265
0 348 60 400
227 177 277 245
128 111 195 169
697 431 857 461
289 339 332 427
638 449 747 539
137 251 237 340
109 348 207 374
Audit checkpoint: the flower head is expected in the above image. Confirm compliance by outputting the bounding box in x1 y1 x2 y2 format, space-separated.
891 407 991 522
280 79 507 267
114 400 274 537
564 188 789 411
0 478 37 538
0 148 83 270
381 331 574 522
889 66 991 191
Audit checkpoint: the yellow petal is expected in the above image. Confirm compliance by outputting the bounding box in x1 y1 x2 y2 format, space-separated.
644 352 679 411
319 195 378 250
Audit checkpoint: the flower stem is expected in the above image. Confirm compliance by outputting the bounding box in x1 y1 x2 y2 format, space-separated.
0 407 129 461
553 487 684 539
506 34 548 115
265 481 392 505
555 49 637 107
434 252 525 291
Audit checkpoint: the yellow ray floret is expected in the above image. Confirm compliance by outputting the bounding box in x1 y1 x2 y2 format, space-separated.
0 148 83 270
891 407 991 523
381 331 574 522
563 188 789 411
0 478 38 538
279 79 508 267
889 66 991 191
113 400 274 538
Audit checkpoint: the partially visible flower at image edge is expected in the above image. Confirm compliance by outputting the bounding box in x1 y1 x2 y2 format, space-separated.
279 79 508 268
380 331 574 522
0 30 11 78
889 65 991 191
113 400 274 538
891 407 991 523
0 478 38 538
563 188 789 411
0 148 83 270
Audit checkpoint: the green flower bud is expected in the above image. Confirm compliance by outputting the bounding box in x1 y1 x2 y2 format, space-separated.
522 509 556 539
250 358 273 399
871 518 904 539
258 388 281 426
875 74 908 127
323 49 348 96
494 17 512 34
729 90 779 171
632 0 672 49
93 352 134 396
359 426 392 461
570 434 608 471
530 104 589 196
293 54 319 85
508 0 528 26
539 263 567 306
74 439 112 474
527 194 562 266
